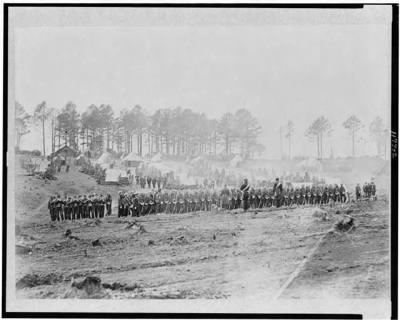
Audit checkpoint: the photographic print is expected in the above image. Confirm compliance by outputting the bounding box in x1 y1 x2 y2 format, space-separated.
4 3 396 318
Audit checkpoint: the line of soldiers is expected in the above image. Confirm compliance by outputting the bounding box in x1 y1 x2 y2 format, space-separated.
48 193 112 221
116 181 355 217
355 182 377 201
135 175 168 189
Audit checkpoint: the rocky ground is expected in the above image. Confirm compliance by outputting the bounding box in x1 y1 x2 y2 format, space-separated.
14 167 390 300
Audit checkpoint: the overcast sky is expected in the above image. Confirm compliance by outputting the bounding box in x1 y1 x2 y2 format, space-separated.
13 6 392 158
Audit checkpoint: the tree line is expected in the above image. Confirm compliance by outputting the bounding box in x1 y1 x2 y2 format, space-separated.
15 101 389 160
15 101 263 160
280 115 389 160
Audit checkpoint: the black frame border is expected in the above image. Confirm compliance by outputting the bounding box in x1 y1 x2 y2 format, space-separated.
2 3 398 319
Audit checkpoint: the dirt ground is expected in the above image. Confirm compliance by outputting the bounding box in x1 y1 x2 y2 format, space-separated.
14 167 390 300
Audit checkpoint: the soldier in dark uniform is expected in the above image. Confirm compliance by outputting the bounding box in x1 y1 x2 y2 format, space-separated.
355 184 362 201
260 188 267 208
311 186 317 205
48 196 55 221
64 196 71 220
92 194 98 219
294 188 301 206
153 191 161 214
205 190 211 211
315 187 321 205
305 186 311 205
117 192 123 217
144 193 152 215
147 176 152 189
131 194 138 217
235 188 242 209
273 178 283 207
71 196 78 220
249 188 256 209
229 188 235 209
77 195 83 219
136 193 143 216
170 192 177 213
220 185 230 210
195 191 202 212
299 185 306 206
283 188 290 207
159 192 166 213
199 190 206 211
148 192 154 214
363 182 369 198
87 195 93 218
325 185 331 204
289 188 295 206
82 195 88 218
339 184 346 203
124 194 130 217
240 178 250 211
322 186 328 205
370 182 376 200
176 192 183 213
183 191 189 213
163 192 170 213
333 185 340 203
106 194 112 216
55 195 63 221
99 194 105 218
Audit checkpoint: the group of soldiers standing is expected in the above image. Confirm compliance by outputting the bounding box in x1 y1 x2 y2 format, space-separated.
115 178 362 217
135 175 168 190
355 182 377 201
48 178 378 221
48 193 112 221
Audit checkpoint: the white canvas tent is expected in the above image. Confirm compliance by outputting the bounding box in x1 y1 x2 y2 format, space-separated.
96 152 113 165
122 152 144 167
33 158 50 173
104 169 121 184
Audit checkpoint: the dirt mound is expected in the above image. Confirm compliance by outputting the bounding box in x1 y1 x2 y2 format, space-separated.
84 219 103 227
124 221 147 233
335 215 355 232
169 235 189 245
16 245 32 255
16 273 63 289
72 276 103 295
312 208 328 219
92 239 102 246
102 282 142 291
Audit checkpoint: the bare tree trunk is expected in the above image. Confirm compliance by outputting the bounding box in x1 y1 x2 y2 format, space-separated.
352 128 355 157
320 133 323 159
